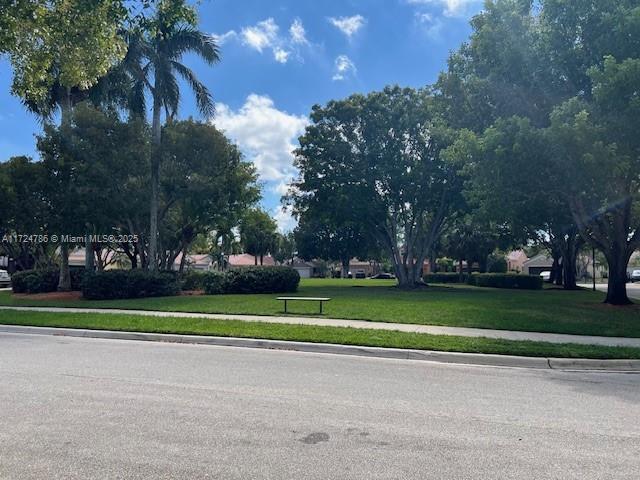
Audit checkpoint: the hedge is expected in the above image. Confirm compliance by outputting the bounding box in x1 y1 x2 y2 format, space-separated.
424 272 468 284
81 270 181 300
180 270 207 291
11 268 85 293
202 267 300 295
466 273 542 290
201 271 227 294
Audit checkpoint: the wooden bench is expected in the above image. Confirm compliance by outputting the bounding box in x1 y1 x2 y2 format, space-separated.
277 297 331 314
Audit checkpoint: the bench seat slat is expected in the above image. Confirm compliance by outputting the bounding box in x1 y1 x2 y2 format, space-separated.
276 297 331 301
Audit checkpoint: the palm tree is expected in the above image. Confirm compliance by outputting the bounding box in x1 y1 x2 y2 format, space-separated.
132 1 220 270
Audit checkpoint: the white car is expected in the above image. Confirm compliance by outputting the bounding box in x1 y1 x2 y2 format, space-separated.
539 271 551 282
0 269 11 287
631 270 640 283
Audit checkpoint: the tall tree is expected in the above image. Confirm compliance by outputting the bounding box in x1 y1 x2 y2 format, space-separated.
294 215 370 278
3 0 129 290
132 0 220 270
548 57 640 304
0 156 54 270
437 0 640 303
157 120 259 271
291 86 462 288
273 232 297 266
240 210 278 265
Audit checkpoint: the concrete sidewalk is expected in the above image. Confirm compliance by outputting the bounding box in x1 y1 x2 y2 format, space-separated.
1 305 639 348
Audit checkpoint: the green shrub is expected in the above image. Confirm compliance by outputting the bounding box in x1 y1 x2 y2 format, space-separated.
82 270 180 300
424 272 468 284
201 267 300 295
486 254 508 273
180 270 207 291
11 268 59 293
11 267 87 294
467 273 542 290
201 271 228 294
225 267 300 294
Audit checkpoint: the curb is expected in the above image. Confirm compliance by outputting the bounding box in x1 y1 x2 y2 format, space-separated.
1 324 639 372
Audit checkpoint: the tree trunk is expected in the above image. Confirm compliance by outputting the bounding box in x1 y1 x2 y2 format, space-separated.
341 258 349 279
57 89 73 291
57 243 71 291
85 232 94 272
550 253 562 286
148 95 162 271
178 247 188 273
562 253 577 290
603 245 632 305
458 259 464 283
560 234 580 290
395 259 420 289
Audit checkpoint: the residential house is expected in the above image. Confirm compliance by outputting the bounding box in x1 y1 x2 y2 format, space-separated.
522 254 553 276
227 253 276 268
290 259 314 278
507 250 528 273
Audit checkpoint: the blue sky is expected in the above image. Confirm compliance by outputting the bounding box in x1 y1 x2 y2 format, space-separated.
0 0 484 230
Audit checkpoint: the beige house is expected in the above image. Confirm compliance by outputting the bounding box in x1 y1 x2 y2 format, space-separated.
507 250 528 273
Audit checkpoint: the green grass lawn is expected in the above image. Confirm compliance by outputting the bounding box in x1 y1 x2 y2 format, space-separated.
1 278 639 338
2 309 640 359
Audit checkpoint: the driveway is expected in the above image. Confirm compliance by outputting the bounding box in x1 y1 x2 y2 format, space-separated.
578 282 640 300
1 333 639 479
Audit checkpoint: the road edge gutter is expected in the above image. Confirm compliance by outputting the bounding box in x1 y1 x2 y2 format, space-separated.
1 324 639 372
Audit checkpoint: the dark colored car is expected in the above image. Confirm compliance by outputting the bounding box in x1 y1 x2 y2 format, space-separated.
370 272 395 280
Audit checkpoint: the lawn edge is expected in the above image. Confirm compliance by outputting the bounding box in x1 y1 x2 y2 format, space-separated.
3 324 639 372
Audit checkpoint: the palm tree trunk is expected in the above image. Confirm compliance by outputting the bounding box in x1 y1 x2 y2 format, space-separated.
58 243 72 291
148 95 162 271
57 89 73 291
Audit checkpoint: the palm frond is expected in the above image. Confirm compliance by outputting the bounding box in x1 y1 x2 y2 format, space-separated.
159 69 180 118
171 61 214 117
166 27 220 65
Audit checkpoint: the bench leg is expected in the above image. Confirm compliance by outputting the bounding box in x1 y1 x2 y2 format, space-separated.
284 300 287 313
320 301 323 314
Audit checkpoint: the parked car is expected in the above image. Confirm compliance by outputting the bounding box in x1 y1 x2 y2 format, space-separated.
630 270 640 283
354 269 366 279
0 269 11 287
540 271 551 282
370 272 395 280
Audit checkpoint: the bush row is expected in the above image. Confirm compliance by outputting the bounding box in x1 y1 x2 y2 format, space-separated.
466 273 542 290
201 267 300 295
423 272 468 284
425 272 542 290
81 270 181 300
11 266 300 299
11 268 84 294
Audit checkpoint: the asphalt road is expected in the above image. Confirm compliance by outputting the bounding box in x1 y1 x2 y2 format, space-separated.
1 334 639 479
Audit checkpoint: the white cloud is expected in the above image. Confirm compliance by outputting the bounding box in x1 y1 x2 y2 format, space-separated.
241 18 279 52
211 30 237 45
273 205 297 233
273 180 292 196
415 11 444 40
289 18 308 45
216 18 310 64
274 48 291 63
213 94 309 183
328 15 366 38
332 55 356 81
406 0 483 17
